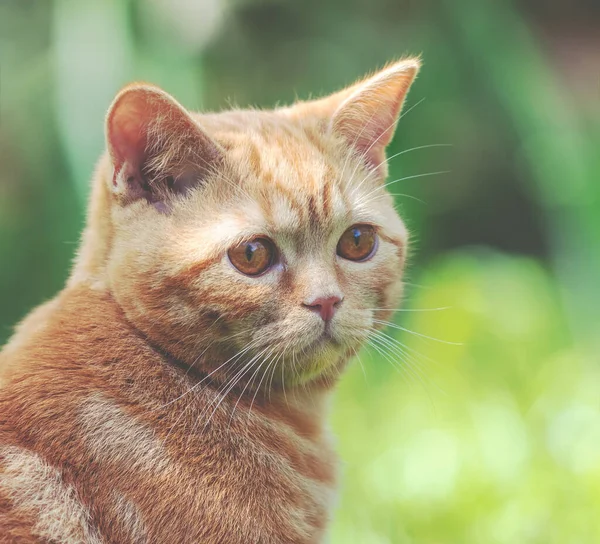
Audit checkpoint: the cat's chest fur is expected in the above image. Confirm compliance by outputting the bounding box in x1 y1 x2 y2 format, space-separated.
82 388 338 543
77 399 337 543
0 289 337 544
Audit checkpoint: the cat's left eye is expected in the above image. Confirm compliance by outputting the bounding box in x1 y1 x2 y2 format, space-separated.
228 238 275 276
337 224 378 262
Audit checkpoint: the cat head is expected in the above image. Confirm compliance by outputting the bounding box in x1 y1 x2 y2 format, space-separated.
82 59 420 389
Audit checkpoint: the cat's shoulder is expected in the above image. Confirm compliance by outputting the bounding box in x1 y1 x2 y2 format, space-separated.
0 297 61 388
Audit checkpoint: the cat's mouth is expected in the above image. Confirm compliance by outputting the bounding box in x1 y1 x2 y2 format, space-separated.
300 321 346 350
240 315 369 385
304 332 338 354
290 325 361 375
321 325 350 349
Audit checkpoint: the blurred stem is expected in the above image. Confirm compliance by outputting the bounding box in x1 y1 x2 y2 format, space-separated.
441 0 599 346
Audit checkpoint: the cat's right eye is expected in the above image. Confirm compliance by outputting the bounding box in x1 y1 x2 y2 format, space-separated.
228 238 275 276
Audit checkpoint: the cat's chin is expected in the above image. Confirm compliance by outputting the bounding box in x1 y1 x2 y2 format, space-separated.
282 333 361 387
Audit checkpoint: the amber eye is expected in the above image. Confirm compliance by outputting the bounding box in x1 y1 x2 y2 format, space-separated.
337 224 378 262
228 238 275 276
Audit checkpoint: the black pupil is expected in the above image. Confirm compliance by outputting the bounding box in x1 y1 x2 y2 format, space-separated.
352 228 361 246
245 244 255 262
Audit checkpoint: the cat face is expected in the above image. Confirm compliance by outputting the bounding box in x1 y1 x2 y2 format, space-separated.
102 59 419 388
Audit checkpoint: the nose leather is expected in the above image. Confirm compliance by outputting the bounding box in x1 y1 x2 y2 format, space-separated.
303 295 343 321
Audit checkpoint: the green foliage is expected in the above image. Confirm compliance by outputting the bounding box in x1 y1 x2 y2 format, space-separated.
0 0 597 541
333 252 599 542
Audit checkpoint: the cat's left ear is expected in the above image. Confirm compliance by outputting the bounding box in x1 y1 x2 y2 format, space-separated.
294 58 420 177
330 58 420 175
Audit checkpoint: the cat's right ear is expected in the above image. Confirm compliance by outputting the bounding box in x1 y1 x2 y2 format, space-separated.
105 84 223 208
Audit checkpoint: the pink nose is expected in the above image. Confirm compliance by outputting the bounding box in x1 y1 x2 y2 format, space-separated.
303 295 343 322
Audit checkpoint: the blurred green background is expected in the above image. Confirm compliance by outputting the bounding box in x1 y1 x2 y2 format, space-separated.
1 1 599 542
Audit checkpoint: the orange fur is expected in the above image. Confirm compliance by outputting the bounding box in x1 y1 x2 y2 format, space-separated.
0 59 419 543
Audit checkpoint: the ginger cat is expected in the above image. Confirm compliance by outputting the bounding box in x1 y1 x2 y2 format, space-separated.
0 59 419 543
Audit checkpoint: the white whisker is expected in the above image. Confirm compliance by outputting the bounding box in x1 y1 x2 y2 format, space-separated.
228 347 277 427
201 344 272 430
351 141 451 200
373 319 463 345
357 170 450 208
366 306 451 312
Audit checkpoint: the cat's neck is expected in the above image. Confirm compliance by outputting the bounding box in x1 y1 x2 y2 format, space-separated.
2 283 331 435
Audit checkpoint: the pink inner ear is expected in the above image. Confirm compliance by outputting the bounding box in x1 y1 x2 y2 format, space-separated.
106 93 151 177
353 104 400 171
334 87 406 173
330 62 418 175
105 84 225 204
